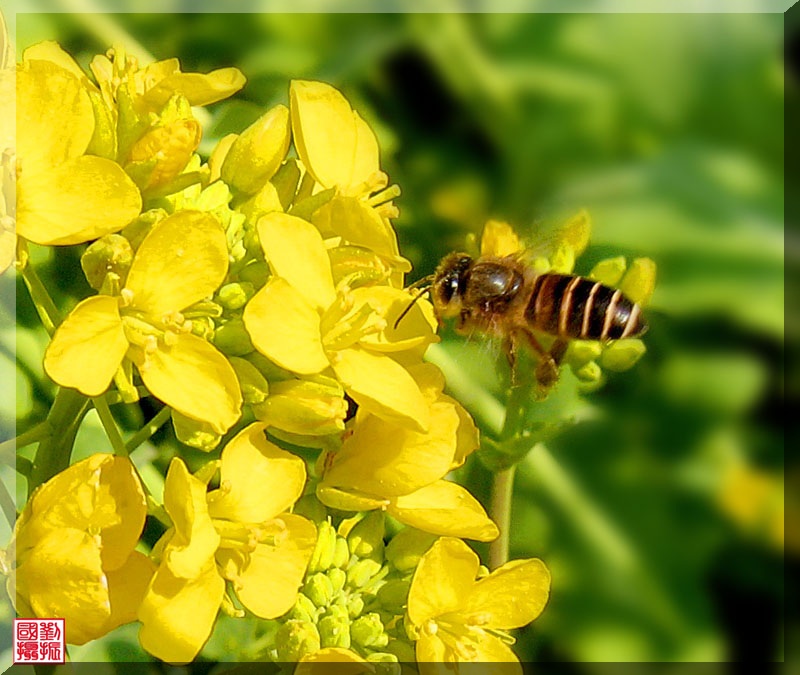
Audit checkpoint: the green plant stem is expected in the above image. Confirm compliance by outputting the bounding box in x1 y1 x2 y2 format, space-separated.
28 387 90 496
0 423 50 466
488 464 516 569
20 261 60 336
0 473 17 525
125 405 171 454
93 395 128 457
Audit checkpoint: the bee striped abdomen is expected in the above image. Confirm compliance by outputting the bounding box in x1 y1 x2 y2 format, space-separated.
524 273 646 341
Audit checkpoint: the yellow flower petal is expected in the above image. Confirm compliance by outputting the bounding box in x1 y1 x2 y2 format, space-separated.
480 220 521 258
461 558 551 630
161 458 220 579
17 59 92 168
312 196 399 258
17 155 142 245
351 286 438 353
43 295 128 396
207 423 307 523
290 79 379 190
322 399 459 497
138 558 225 664
315 484 389 512
101 551 156 636
16 528 110 645
619 257 657 306
465 631 522 669
218 513 316 619
137 332 242 435
297 647 371 672
388 481 499 542
243 278 329 375
257 212 335 310
407 537 479 627
332 347 429 432
125 211 228 316
22 41 88 82
140 67 246 109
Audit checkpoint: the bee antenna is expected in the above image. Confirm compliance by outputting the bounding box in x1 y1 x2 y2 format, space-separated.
394 276 434 329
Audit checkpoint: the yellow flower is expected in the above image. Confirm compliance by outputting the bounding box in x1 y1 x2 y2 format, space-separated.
243 212 437 432
317 364 498 542
138 423 316 663
43 210 242 436
5 454 154 645
14 56 142 246
406 537 550 674
296 647 371 673
289 80 410 283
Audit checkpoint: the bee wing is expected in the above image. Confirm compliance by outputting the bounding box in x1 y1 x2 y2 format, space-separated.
510 209 592 274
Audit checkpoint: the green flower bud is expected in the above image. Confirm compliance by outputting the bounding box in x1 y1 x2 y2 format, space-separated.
294 494 328 524
304 573 334 608
81 234 133 291
290 592 319 623
347 511 386 561
217 282 256 311
239 182 283 226
274 619 320 662
271 158 301 209
600 339 647 372
172 410 221 451
572 360 602 383
253 378 347 436
327 567 347 596
566 340 602 368
385 638 416 663
308 520 338 573
376 578 410 613
346 559 383 591
590 256 626 287
332 536 351 569
244 350 293 381
318 605 351 649
85 88 117 160
213 318 254 356
346 593 365 620
365 652 399 664
350 613 388 649
385 528 438 573
228 356 269 406
221 105 291 194
121 208 166 250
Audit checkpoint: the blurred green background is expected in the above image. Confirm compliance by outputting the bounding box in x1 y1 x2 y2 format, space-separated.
5 7 788 667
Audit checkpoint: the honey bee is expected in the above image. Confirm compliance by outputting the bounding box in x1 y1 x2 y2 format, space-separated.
398 251 647 393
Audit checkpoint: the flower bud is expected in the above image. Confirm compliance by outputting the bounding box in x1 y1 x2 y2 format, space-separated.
365 652 399 664
238 261 270 287
566 340 602 368
376 578 410 614
171 410 221 452
350 613 388 649
308 520 338 573
217 282 255 311
327 567 347 596
619 257 657 306
221 104 291 194
346 558 383 590
121 208 167 250
600 339 647 372
332 536 351 569
347 511 385 560
253 378 347 436
385 528 437 573
81 234 134 290
294 494 328 524
590 256 626 287
345 594 364 620
271 158 301 209
304 573 335 608
572 360 602 383
318 604 351 649
228 357 269 406
274 619 321 662
290 592 319 623
213 318 254 357
385 638 416 663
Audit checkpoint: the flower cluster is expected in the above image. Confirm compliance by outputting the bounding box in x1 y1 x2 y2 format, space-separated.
3 39 653 669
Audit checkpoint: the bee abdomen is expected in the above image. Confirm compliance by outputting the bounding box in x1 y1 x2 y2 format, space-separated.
525 273 646 340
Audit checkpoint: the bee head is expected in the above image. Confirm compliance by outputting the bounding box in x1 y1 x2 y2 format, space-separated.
432 253 473 317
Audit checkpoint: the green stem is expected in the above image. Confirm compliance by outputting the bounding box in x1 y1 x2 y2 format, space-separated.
93 395 128 457
488 464 516 569
28 388 90 496
125 405 171 454
0 473 17 525
20 261 60 335
0 423 51 466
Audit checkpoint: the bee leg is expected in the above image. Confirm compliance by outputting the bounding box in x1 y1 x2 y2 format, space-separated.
504 334 519 386
519 330 567 393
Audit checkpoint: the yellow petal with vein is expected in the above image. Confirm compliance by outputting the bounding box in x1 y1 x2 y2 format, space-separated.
332 347 429 432
243 278 329 375
137 333 242 435
126 211 227 316
389 481 499 542
43 295 127 396
257 212 335 310
17 156 141 245
207 423 306 522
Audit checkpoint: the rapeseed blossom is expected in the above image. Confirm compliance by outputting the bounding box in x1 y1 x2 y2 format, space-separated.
138 423 316 662
44 210 242 435
5 455 153 645
406 537 550 674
